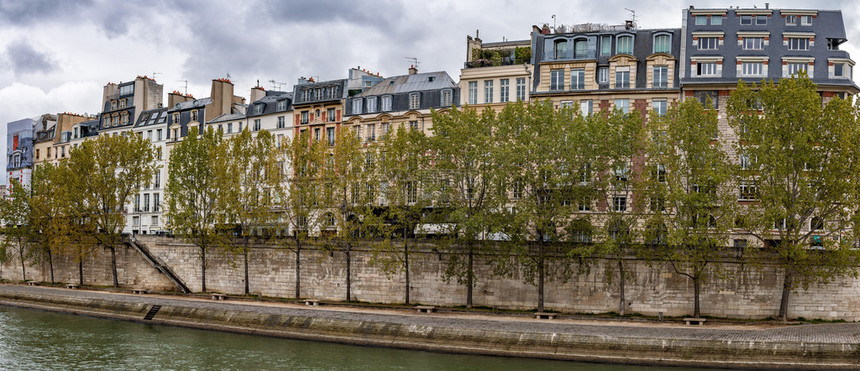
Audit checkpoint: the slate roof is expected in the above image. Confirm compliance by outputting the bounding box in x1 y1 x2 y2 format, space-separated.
360 72 457 96
135 108 168 128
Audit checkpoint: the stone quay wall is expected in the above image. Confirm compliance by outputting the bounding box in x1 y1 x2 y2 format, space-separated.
2 234 859 321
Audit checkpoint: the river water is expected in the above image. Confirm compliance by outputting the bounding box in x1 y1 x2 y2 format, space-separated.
0 305 720 370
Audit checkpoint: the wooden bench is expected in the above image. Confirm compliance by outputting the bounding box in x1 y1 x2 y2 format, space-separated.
416 306 436 313
26 281 36 286
66 283 79 289
304 300 320 306
684 317 707 326
534 312 557 320
132 288 148 295
211 293 227 301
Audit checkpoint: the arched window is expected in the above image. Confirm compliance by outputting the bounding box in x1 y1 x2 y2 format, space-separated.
653 34 671 53
554 39 569 59
617 35 634 54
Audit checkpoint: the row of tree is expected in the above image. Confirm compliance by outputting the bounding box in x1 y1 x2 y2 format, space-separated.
3 76 859 320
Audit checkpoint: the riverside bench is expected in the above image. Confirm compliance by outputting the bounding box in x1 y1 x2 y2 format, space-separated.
132 288 148 295
533 312 557 320
211 293 227 301
304 300 320 306
26 281 36 286
66 283 79 289
416 306 436 313
684 318 707 326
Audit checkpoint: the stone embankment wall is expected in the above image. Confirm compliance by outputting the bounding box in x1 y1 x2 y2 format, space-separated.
2 235 859 320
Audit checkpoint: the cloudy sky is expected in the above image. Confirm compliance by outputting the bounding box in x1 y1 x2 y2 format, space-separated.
0 0 857 172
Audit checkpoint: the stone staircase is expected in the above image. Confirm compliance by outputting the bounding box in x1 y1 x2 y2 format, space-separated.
124 235 191 293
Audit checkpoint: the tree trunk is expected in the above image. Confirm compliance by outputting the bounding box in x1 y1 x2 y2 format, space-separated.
78 259 83 286
109 245 119 288
693 276 701 318
295 243 301 299
538 241 545 313
243 237 250 295
618 259 626 316
778 271 793 321
404 240 410 305
47 250 54 284
466 249 474 309
201 247 207 292
19 244 26 281
345 244 352 302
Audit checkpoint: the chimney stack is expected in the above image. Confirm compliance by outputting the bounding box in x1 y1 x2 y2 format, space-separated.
408 65 418 75
250 86 266 103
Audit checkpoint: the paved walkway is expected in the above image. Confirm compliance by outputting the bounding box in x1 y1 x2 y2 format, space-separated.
2 284 859 345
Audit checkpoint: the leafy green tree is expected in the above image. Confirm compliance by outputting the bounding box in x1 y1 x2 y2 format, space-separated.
589 105 646 315
643 99 735 318
223 128 282 295
165 127 229 292
373 125 430 305
28 162 66 283
277 131 326 299
62 132 158 287
428 106 505 308
493 100 584 312
727 75 860 320
0 179 34 281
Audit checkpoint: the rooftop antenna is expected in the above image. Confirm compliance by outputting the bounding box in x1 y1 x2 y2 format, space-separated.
552 14 557 29
624 8 637 28
151 72 163 81
177 80 188 95
269 79 286 91
405 57 420 70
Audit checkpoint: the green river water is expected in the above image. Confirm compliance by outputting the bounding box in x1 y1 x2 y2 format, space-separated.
0 305 722 370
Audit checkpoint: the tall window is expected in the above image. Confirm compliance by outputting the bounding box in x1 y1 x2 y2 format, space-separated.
574 39 588 58
326 127 335 146
653 65 668 88
598 67 609 84
277 100 287 111
382 95 392 111
787 38 810 51
327 108 336 122
483 81 493 104
550 69 564 91
570 69 585 90
615 66 630 88
516 78 526 101
697 63 719 77
366 124 376 142
614 98 629 113
579 100 593 116
653 34 671 53
652 99 667 116
600 35 612 55
153 194 160 211
698 37 719 50
441 89 452 106
143 194 150 212
409 92 421 109
741 62 764 77
743 37 764 50
787 63 807 76
301 111 309 124
352 98 362 115
367 97 377 113
612 196 627 212
694 91 719 109
617 35 633 54
468 82 477 104
277 116 285 129
253 119 261 131
553 39 568 59
499 79 509 103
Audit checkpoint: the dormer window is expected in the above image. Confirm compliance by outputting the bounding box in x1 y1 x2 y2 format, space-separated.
277 100 287 111
653 34 671 53
573 39 588 59
366 97 377 113
382 95 392 111
553 39 569 59
409 92 421 109
441 89 452 107
352 98 363 115
254 104 264 115
301 89 310 101
192 110 199 122
617 35 633 55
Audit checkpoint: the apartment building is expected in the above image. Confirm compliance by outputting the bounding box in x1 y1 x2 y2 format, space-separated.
459 33 533 109
128 107 168 235
99 76 163 136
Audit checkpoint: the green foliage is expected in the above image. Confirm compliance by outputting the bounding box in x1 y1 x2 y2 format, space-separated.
0 178 34 279
469 47 531 66
726 73 860 320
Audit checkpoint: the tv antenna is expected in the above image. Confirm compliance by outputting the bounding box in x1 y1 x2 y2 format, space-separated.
405 56 420 69
151 72 163 81
625 8 637 25
269 79 286 91
177 80 188 95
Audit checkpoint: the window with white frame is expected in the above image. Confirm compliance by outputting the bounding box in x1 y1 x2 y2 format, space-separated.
366 124 376 142
600 35 612 55
614 98 629 113
612 195 627 212
617 35 633 54
654 34 671 53
698 37 719 50
516 78 526 101
785 15 798 25
787 38 810 51
833 62 851 78
786 63 807 77
652 99 667 116
570 68 585 90
574 39 588 58
277 100 287 111
499 79 509 103
327 107 336 122
367 97 377 113
409 93 421 109
697 62 719 77
441 89 453 106
468 82 477 104
739 181 758 200
483 81 493 104
741 62 764 77
550 69 564 91
800 15 812 26
277 116 285 129
382 95 392 111
711 15 723 25
352 98 362 115
253 119 261 131
653 65 668 88
598 67 609 84
580 100 593 116
695 15 707 25
615 66 630 88
743 37 764 50
301 111 309 124
739 153 752 170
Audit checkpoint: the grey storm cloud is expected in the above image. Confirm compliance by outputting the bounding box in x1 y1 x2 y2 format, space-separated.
0 0 92 26
5 40 57 74
260 0 406 29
